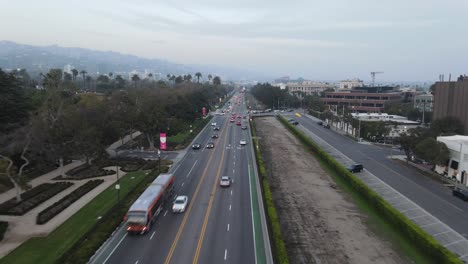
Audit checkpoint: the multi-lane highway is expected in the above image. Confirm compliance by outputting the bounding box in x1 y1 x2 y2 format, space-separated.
91 93 271 264
286 112 468 238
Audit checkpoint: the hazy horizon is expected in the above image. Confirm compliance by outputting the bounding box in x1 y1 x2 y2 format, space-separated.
1 0 467 82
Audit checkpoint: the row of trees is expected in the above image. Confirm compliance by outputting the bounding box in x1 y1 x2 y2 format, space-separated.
0 67 230 201
250 83 302 109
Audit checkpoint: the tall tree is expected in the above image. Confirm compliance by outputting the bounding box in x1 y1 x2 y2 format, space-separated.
415 138 449 166
0 69 31 132
175 75 184 84
43 69 63 90
195 72 202 83
80 70 87 90
71 69 79 81
131 74 140 88
208 74 213 83
213 76 221 86
431 116 464 136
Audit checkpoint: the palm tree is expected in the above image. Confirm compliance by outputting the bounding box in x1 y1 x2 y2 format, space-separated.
208 74 213 83
195 72 202 83
148 73 153 79
109 72 113 79
80 70 87 89
71 69 78 81
131 74 140 88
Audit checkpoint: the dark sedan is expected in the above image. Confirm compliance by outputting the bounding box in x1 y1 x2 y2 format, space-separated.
453 187 468 201
192 143 201 150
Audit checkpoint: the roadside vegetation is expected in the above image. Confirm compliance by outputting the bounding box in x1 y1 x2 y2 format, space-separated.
277 115 462 264
0 166 170 264
0 67 231 198
250 119 289 264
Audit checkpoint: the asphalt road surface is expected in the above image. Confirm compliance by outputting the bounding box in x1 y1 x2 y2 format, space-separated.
94 94 264 264
288 112 468 238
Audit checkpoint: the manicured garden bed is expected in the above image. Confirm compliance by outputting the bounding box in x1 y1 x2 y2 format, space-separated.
37 180 104 224
53 164 115 180
0 182 73 215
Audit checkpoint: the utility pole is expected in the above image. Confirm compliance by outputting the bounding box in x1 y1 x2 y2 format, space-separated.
422 100 426 126
358 118 361 142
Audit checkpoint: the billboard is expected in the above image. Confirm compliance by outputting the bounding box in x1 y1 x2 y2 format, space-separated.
160 133 167 150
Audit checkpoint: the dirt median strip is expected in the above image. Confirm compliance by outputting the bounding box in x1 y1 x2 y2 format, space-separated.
254 116 408 264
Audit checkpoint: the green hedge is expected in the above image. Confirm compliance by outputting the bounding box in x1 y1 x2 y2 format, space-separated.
0 221 8 241
250 119 289 264
277 115 462 264
37 180 104 225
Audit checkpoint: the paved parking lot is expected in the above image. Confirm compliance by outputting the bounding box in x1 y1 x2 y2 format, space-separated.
297 125 468 262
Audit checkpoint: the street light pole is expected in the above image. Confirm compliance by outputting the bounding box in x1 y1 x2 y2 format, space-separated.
358 119 361 142
115 165 120 204
158 149 161 173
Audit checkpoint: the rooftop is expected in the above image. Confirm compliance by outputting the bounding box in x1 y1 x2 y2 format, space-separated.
437 135 468 144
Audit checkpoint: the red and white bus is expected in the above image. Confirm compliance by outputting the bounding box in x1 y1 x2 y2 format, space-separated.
125 173 174 234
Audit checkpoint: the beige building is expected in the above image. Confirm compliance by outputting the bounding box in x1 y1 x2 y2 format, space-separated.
433 76 468 135
338 78 363 90
287 81 336 96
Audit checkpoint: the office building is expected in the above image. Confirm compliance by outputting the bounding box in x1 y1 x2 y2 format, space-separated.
433 75 468 135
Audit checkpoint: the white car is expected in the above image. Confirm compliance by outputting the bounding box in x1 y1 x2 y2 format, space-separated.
220 176 231 187
240 139 247 145
172 196 188 213
211 122 217 126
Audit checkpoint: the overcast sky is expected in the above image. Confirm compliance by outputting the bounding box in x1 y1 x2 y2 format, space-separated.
1 0 467 81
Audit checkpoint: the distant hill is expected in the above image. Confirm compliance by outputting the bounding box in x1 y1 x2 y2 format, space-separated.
0 40 269 81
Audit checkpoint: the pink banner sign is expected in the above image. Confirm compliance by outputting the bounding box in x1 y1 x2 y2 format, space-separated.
160 133 167 150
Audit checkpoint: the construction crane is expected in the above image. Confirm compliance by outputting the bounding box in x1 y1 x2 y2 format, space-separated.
370 71 384 86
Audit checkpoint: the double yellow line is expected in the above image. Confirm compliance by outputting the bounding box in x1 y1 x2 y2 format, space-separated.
164 119 230 264
192 123 229 264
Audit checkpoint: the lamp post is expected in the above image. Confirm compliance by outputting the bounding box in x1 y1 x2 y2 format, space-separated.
358 118 361 142
115 165 120 204
158 149 161 173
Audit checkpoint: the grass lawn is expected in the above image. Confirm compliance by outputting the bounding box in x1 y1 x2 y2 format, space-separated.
1 171 146 264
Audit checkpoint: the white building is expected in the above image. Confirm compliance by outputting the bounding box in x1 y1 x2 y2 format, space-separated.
63 64 73 75
272 83 287 90
351 113 420 138
414 93 433 112
287 81 336 96
435 135 468 186
338 78 363 90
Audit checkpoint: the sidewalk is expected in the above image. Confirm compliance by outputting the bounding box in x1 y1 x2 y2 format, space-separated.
106 131 142 157
303 113 372 145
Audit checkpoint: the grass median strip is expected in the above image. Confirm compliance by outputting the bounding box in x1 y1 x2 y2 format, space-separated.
250 119 289 264
277 115 462 264
1 171 148 264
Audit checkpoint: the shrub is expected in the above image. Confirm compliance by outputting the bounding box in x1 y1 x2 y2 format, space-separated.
277 115 462 264
0 221 8 241
37 180 104 225
0 183 52 213
0 182 73 216
63 164 115 180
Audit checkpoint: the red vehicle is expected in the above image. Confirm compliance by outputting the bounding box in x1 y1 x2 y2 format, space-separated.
236 121 241 126
230 118 235 123
125 173 174 234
